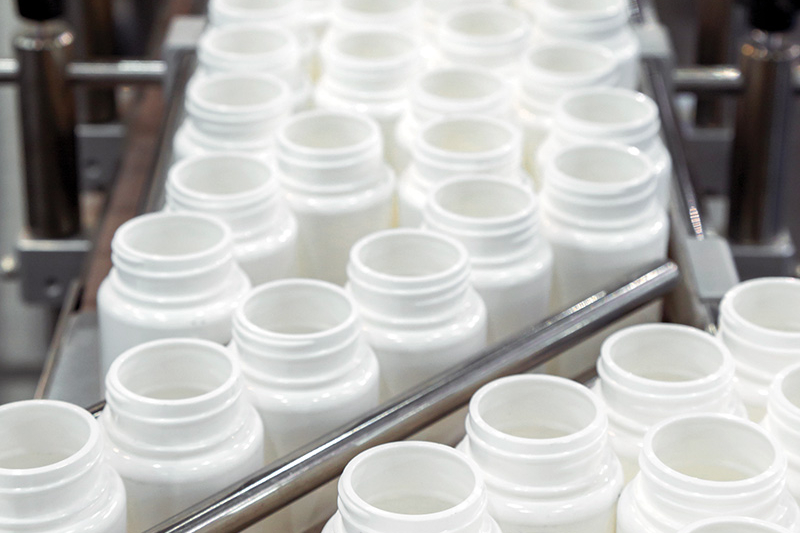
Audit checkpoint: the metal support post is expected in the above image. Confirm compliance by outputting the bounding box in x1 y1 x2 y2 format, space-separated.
695 0 733 126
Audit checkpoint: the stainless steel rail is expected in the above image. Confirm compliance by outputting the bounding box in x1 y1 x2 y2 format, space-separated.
146 261 679 533
0 58 167 85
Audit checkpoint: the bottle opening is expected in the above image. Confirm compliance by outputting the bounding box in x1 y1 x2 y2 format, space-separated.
356 231 463 279
434 178 530 219
420 69 503 101
115 341 233 401
120 214 227 257
336 31 415 61
173 155 270 196
242 281 353 335
207 26 290 56
605 326 725 383
446 7 523 37
781 366 800 410
545 0 623 14
283 112 374 150
194 75 285 109
340 0 410 14
554 145 648 185
0 402 91 469
651 416 776 482
729 279 800 334
562 91 654 126
347 443 477 515
526 44 612 74
476 376 596 439
423 118 513 154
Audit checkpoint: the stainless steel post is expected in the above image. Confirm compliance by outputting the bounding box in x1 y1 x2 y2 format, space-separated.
82 0 117 123
695 0 733 126
729 31 800 244
146 261 679 533
14 18 81 238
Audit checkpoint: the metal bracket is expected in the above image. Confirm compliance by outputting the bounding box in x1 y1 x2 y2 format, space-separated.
16 234 91 306
731 229 798 279
76 122 126 190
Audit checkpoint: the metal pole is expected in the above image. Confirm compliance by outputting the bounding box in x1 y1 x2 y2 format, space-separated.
81 0 117 122
14 18 81 238
146 261 680 533
728 31 800 244
695 0 733 126
66 59 167 85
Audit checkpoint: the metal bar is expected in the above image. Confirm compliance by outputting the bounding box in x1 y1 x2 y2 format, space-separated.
673 66 743 95
81 0 119 122
695 0 733 126
0 58 18 82
146 261 680 533
0 58 166 85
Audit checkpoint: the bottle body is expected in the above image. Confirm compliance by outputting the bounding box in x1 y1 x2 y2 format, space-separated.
347 229 487 399
458 375 623 533
762 363 800 503
0 400 126 533
679 517 793 533
717 277 800 421
100 338 264 532
97 212 251 380
276 110 395 285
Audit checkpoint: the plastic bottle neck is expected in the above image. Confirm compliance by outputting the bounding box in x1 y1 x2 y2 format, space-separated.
346 229 472 326
166 154 284 241
679 517 792 533
423 176 541 268
208 0 302 28
598 324 739 433
438 5 531 72
541 143 657 229
233 279 363 384
320 29 419 103
409 67 511 127
765 364 800 458
412 115 522 186
0 400 106 524
184 72 292 148
110 212 237 303
276 109 386 194
337 442 491 533
103 339 248 455
465 375 614 491
518 42 620 114
638 414 788 522
536 0 629 40
329 0 422 36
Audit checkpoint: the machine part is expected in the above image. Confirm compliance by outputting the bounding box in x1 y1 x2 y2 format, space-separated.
729 30 800 245
161 16 205 93
14 19 81 239
144 261 679 533
76 122 126 190
730 229 797 279
16 234 91 306
81 0 117 123
695 0 733 126
0 58 167 86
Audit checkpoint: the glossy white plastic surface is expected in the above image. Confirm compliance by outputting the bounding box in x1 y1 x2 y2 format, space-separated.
679 517 792 533
97 212 251 380
165 154 297 286
458 375 623 532
346 229 487 399
101 339 264 533
538 88 672 205
533 0 640 89
275 110 394 285
0 400 126 533
328 0 422 38
394 66 512 173
316 28 420 172
595 324 746 482
618 413 800 533
322 441 502 533
230 278 380 461
424 176 552 344
197 23 312 110
173 72 293 161
718 277 800 421
399 114 525 227
515 43 620 185
763 363 800 503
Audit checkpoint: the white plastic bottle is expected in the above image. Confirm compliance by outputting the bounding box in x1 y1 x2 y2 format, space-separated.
230 278 380 460
423 176 553 344
399 114 524 227
173 72 292 162
516 41 620 185
595 323 747 482
533 0 640 89
274 109 394 285
328 0 422 38
617 413 800 533
322 441 502 533
458 375 623 532
762 362 800 503
718 277 800 422
394 66 512 173
101 338 264 533
680 518 792 533
436 4 531 77
316 28 420 172
540 143 668 313
346 228 487 398
165 153 298 287
537 88 672 206
97 212 251 378
0 400 126 533
197 23 312 110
